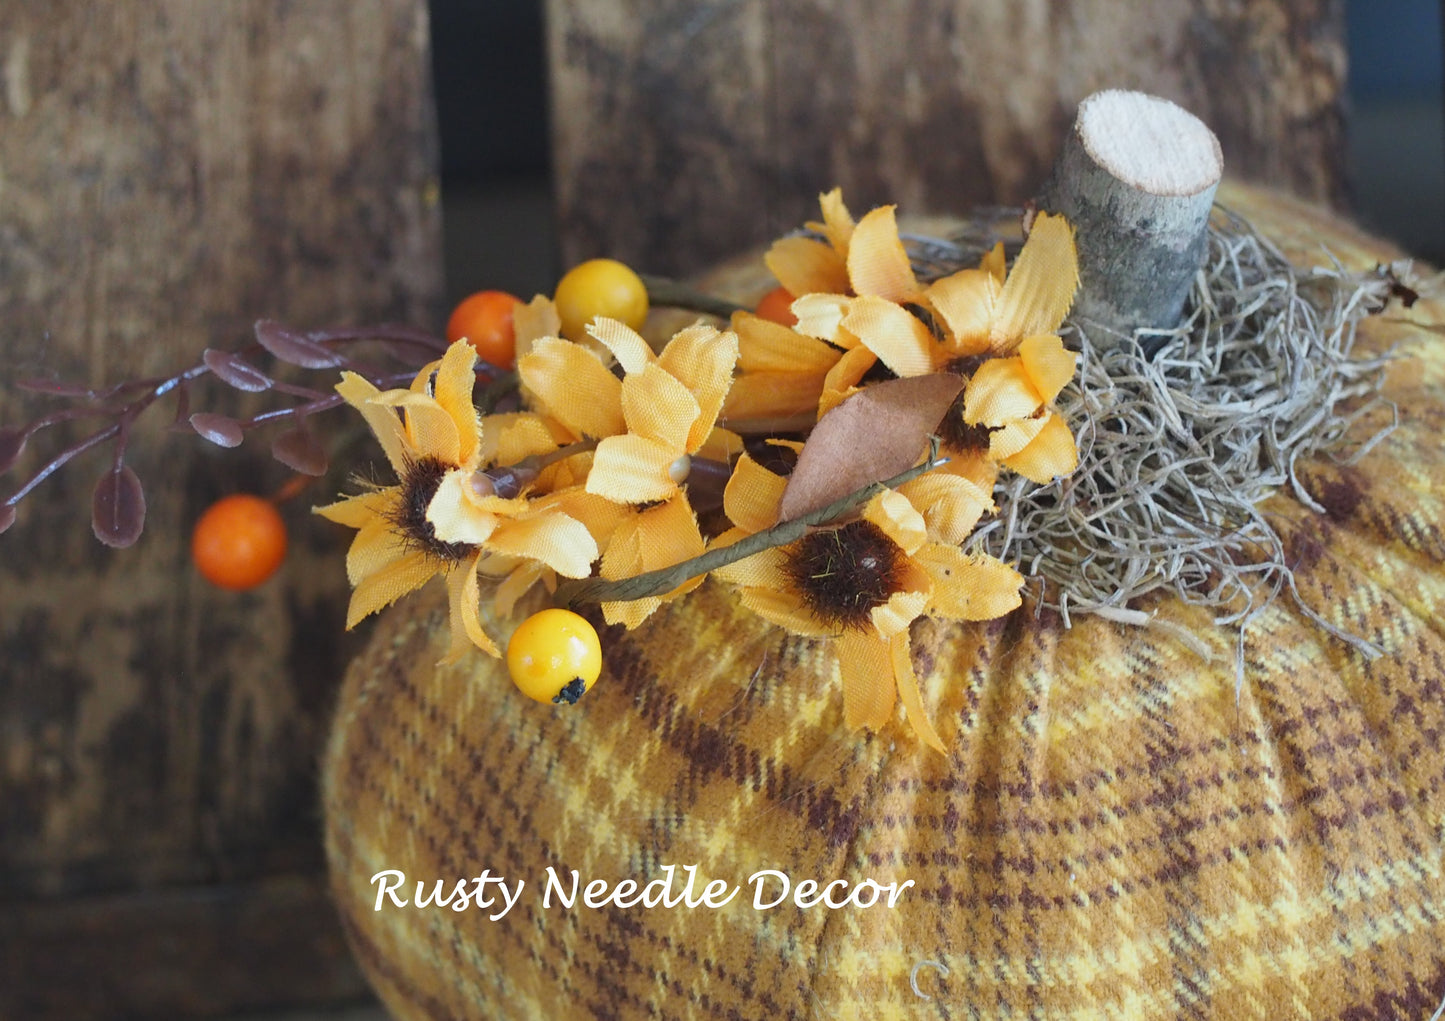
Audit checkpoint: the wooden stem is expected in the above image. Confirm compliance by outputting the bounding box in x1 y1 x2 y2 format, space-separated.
1038 90 1223 345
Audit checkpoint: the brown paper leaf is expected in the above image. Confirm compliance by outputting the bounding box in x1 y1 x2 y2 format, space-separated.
92 464 146 547
0 427 25 475
778 373 964 522
271 426 329 476
190 412 245 448
204 348 274 392
254 319 344 369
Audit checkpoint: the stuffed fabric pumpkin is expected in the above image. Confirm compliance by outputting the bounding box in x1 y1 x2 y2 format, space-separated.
322 182 1445 1019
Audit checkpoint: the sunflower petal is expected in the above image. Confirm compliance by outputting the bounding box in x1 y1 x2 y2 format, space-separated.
314 488 396 529
979 240 1006 283
870 588 929 639
494 560 552 618
891 632 947 753
658 324 739 448
737 586 835 637
723 371 825 423
432 339 481 466
1018 333 1078 404
601 497 705 628
711 543 790 590
444 557 499 661
722 452 786 534
925 267 1000 356
621 363 700 450
838 630 896 731
846 206 920 302
819 344 878 416
963 357 1044 426
916 546 1023 621
1002 411 1078 483
731 312 841 373
589 317 655 375
512 295 561 363
478 412 562 466
988 413 1049 460
427 471 500 545
764 236 851 299
862 489 927 555
346 550 437 627
791 292 853 344
336 372 409 476
845 295 938 378
540 488 633 545
695 426 743 464
813 187 855 255
346 518 409 586
991 212 1079 351
487 511 598 578
371 391 461 465
897 472 992 545
631 495 706 576
587 434 679 504
519 336 626 440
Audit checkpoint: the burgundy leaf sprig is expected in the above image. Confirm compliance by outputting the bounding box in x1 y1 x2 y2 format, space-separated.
0 320 501 546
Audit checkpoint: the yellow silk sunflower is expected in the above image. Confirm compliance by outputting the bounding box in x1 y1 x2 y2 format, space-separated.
711 453 1023 751
961 332 1080 483
791 208 1082 485
721 310 879 428
519 317 744 629
315 339 597 661
765 187 924 304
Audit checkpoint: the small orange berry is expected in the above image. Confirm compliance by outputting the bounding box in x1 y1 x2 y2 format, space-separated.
192 494 289 590
446 289 523 368
754 285 797 326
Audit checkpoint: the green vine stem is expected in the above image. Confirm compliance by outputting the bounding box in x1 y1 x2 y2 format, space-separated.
557 443 947 607
642 275 752 320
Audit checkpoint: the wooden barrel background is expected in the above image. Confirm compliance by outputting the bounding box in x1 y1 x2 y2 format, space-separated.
0 3 440 1016
545 0 1349 277
322 182 1445 1018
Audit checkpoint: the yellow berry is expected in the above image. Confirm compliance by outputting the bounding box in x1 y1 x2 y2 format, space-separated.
552 258 649 341
506 608 603 704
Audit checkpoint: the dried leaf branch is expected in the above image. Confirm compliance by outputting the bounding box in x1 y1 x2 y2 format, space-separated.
0 320 492 546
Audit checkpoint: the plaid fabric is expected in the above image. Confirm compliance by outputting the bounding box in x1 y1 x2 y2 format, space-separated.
322 184 1445 1019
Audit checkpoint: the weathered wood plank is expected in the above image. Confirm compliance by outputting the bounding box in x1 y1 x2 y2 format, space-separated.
0 1 441 1008
545 0 1347 277
0 876 372 1018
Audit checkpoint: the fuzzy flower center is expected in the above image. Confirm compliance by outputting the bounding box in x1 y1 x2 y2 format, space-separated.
393 455 474 562
784 519 907 629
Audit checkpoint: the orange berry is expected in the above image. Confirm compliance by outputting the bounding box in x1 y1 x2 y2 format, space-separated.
192 494 288 590
446 289 523 368
755 285 797 326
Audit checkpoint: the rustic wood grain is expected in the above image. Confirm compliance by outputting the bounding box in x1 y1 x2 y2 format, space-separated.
545 0 1348 278
0 0 440 1013
0 876 373 1018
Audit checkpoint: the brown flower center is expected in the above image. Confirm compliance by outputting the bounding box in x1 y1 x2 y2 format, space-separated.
934 389 993 456
392 455 473 562
784 519 907 630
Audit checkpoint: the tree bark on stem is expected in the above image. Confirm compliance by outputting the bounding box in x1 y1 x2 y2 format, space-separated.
1038 90 1223 347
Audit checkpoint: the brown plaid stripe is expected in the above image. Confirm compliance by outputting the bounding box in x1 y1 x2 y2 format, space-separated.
323 183 1445 1019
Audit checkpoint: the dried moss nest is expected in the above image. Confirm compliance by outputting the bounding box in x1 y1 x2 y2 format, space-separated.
914 208 1398 683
